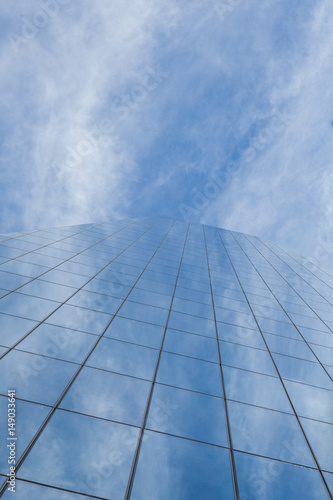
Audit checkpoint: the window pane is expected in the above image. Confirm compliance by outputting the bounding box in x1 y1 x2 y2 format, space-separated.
131 431 234 500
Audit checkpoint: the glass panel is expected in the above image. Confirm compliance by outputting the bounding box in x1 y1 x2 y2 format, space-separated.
0 293 59 321
87 338 158 380
104 317 164 348
156 352 223 397
131 431 234 500
19 324 97 363
146 383 228 446
60 366 150 426
163 328 218 362
264 333 317 361
40 270 88 288
284 380 333 423
19 410 139 499
256 318 302 339
235 451 329 500
224 366 292 413
220 342 276 376
217 323 266 349
0 397 50 475
228 401 315 467
17 279 76 302
300 417 333 472
168 311 216 337
0 260 48 278
215 308 258 329
46 304 112 335
67 290 123 315
83 277 131 299
174 286 212 305
0 350 77 405
128 288 172 309
0 271 31 291
1 481 99 499
118 301 168 326
0 313 37 348
172 297 213 319
309 343 333 366
273 353 332 389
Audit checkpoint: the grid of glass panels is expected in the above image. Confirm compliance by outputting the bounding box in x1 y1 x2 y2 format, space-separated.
0 217 332 499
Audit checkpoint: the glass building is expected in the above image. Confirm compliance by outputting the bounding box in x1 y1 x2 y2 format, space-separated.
0 216 332 499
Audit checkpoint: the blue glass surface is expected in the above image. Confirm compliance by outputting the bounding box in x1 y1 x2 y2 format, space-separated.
17 279 76 302
67 290 122 314
0 260 48 278
104 316 164 348
163 328 218 362
118 300 168 326
83 277 131 298
175 285 212 305
224 366 292 412
171 297 214 319
0 350 77 405
46 304 112 335
0 271 31 291
157 352 222 396
273 353 332 389
220 342 276 376
147 383 228 446
60 366 150 426
300 417 333 472
263 332 317 361
228 401 315 467
235 451 329 500
136 277 174 295
19 410 140 499
0 292 59 321
1 481 99 499
40 269 89 288
0 313 37 348
309 343 333 365
284 380 333 423
216 307 258 329
87 338 158 380
128 288 172 309
19 324 97 363
217 323 266 349
131 431 234 499
168 311 216 337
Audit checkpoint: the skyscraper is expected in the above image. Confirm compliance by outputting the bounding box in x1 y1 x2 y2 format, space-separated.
0 217 332 499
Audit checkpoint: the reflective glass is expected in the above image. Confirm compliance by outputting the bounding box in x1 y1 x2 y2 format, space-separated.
60 366 150 426
163 328 218 362
104 317 164 348
0 396 50 475
224 366 292 412
215 307 258 329
217 323 266 349
300 327 333 349
46 304 112 335
19 324 97 363
67 290 122 314
284 380 333 423
87 338 158 380
56 261 99 277
0 313 37 348
18 279 76 302
168 311 216 337
128 288 172 309
0 245 24 258
174 286 212 305
171 297 213 319
220 342 276 376
40 269 88 288
0 292 59 321
136 277 174 295
157 352 222 396
118 301 168 326
0 260 48 277
83 277 131 298
213 296 251 314
0 350 77 405
309 343 333 365
1 481 99 500
19 410 139 499
0 271 31 291
257 318 302 339
131 431 234 500
273 353 332 389
263 332 317 361
235 451 329 500
146 383 228 446
300 418 333 472
288 312 329 332
228 401 315 467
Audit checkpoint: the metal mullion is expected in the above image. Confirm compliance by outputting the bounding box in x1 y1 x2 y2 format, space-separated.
0 218 173 497
219 230 332 500
203 225 239 500
123 221 190 500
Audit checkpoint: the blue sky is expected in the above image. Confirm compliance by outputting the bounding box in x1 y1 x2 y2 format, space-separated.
0 0 333 267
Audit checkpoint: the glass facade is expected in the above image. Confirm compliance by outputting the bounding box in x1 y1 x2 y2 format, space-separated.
0 216 332 499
